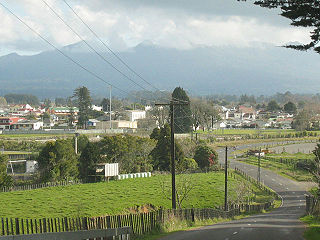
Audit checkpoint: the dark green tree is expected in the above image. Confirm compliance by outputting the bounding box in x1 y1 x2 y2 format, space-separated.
74 134 89 154
241 1 320 53
100 135 155 173
0 154 13 188
37 139 78 182
150 124 184 171
172 87 192 133
267 100 281 112
67 97 75 128
194 144 218 170
73 86 92 129
150 127 161 141
284 101 297 113
79 142 102 182
101 98 110 112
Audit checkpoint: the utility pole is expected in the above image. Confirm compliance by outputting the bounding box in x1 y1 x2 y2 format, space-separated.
155 99 189 209
224 146 228 211
211 116 214 129
74 132 80 154
258 147 261 183
170 103 175 209
109 85 112 129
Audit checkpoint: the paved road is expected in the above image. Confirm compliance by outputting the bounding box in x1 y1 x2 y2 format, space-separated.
160 141 316 240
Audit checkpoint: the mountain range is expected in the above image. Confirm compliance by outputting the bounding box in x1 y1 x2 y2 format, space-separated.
0 41 320 99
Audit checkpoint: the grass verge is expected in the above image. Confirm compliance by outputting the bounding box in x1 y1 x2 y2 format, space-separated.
301 215 320 240
238 156 313 182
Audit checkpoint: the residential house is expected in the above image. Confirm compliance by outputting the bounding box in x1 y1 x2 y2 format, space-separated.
87 119 100 127
12 120 43 130
96 120 137 131
0 117 25 130
92 105 103 112
126 110 146 122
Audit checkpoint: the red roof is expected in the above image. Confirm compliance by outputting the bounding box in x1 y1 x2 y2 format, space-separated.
0 117 25 125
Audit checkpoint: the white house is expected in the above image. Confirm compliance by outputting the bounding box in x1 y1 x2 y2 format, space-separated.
12 120 44 130
96 120 137 130
92 105 103 112
126 110 146 122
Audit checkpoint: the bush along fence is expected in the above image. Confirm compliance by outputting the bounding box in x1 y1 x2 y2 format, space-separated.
0 179 82 193
0 201 274 237
306 194 319 215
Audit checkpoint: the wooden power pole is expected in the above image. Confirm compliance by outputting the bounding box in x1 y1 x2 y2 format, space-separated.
155 99 189 209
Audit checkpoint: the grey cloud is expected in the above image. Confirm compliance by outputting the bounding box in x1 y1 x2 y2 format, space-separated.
76 0 289 26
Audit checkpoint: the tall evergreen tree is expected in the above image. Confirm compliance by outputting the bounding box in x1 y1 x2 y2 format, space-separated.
150 124 184 171
79 142 102 182
73 86 92 129
172 87 192 133
101 98 110 112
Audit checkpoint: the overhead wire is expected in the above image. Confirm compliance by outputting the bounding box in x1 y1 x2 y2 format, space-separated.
62 0 189 105
63 0 161 93
0 1 152 104
41 0 151 93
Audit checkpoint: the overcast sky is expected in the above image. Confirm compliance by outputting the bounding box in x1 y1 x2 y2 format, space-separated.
0 0 312 56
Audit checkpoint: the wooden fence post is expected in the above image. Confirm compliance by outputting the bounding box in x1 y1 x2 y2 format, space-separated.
64 217 68 232
15 218 20 235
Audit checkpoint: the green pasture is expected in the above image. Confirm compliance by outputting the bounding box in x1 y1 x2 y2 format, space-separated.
0 172 273 219
267 152 314 160
239 155 313 182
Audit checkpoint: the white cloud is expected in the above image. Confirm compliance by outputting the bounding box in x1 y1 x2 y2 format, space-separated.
0 0 313 55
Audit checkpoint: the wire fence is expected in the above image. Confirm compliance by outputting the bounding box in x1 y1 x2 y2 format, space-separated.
0 179 82 193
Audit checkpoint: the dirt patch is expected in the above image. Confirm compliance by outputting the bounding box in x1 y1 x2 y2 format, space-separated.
126 204 158 214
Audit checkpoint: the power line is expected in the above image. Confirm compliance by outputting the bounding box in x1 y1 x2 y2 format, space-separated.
41 0 150 93
62 0 189 104
63 0 161 93
0 1 151 104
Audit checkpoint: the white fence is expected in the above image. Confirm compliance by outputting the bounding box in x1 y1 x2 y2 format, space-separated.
117 172 151 180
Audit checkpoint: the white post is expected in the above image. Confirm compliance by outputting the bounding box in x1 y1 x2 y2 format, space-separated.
110 85 112 129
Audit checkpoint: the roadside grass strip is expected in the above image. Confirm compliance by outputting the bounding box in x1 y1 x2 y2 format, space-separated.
301 215 320 240
239 155 313 182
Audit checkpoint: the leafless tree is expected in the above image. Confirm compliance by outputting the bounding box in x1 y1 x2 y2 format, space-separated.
159 174 197 209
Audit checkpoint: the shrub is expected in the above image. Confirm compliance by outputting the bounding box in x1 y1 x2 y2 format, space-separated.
194 145 218 170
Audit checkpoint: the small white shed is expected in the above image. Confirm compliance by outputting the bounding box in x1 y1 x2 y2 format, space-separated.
96 163 119 178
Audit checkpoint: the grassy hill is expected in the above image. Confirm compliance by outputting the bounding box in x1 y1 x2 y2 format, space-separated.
0 172 273 219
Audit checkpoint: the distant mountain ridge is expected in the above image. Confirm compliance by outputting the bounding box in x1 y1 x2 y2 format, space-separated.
0 41 319 99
